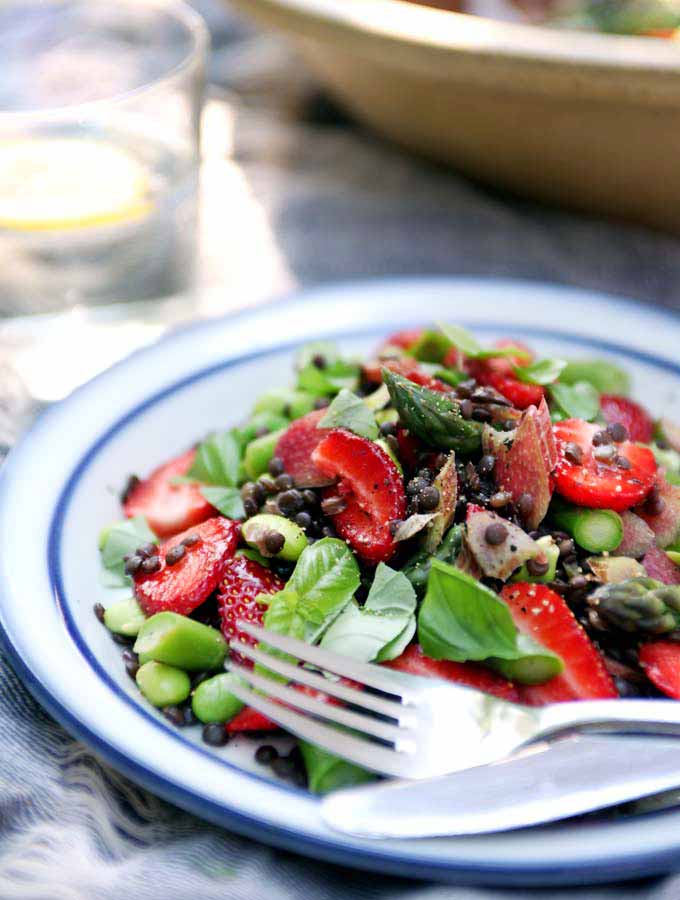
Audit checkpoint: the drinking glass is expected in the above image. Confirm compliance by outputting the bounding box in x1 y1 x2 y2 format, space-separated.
0 0 208 398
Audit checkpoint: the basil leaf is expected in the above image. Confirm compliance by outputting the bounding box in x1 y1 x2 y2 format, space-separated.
376 616 417 662
99 516 157 587
188 431 241 487
417 559 519 662
291 538 360 638
549 381 601 421
408 329 453 363
200 485 245 519
365 563 417 616
560 358 631 396
317 388 378 440
433 367 467 387
319 601 411 662
298 741 374 794
319 563 416 662
438 323 530 361
297 361 359 397
513 358 566 386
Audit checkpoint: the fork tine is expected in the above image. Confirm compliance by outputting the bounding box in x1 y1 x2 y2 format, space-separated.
227 680 414 778
237 622 419 698
230 662 413 746
232 641 409 720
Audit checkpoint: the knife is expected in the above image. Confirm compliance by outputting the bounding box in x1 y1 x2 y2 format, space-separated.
321 734 680 838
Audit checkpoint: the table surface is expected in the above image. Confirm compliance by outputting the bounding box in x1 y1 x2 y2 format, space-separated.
2 2 680 897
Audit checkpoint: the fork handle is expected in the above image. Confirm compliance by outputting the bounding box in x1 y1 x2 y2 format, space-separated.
537 698 680 739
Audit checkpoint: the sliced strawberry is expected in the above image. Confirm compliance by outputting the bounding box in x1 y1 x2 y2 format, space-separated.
553 419 657 511
600 394 654 444
217 556 285 666
639 642 680 699
362 358 449 393
395 426 422 469
274 409 334 488
312 429 407 564
384 644 520 703
133 517 239 616
494 405 553 528
226 706 277 733
501 583 617 704
466 340 544 410
123 449 214 538
642 546 680 585
636 476 680 548
377 328 424 354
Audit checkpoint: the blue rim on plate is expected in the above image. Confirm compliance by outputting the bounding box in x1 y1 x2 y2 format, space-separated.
2 277 680 886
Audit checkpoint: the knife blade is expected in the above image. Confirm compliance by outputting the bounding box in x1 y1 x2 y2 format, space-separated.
321 734 680 838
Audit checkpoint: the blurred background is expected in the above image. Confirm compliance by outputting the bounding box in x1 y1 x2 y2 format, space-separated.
3 0 680 445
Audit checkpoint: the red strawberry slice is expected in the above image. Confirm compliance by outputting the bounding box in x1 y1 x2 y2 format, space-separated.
466 340 544 410
600 394 654 444
226 707 277 733
217 555 285 666
362 358 449 393
312 429 407 564
501 583 617 704
123 449 214 538
637 476 680 548
639 642 680 699
642 546 680 585
274 410 334 488
494 405 553 528
553 419 657 511
384 644 520 703
133 517 239 616
377 328 424 354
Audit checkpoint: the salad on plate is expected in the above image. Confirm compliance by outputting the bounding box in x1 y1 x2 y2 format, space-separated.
95 324 680 793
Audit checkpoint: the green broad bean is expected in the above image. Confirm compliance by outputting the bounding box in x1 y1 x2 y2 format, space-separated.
192 673 245 723
103 597 146 636
242 513 307 562
134 612 227 670
244 428 287 479
136 661 191 707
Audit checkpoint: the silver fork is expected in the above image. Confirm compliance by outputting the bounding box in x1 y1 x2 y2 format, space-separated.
228 622 680 779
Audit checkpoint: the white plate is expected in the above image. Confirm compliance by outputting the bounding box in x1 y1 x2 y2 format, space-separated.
2 277 680 887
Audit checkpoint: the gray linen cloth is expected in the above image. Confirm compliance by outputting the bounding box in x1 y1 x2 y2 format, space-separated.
3 3 680 896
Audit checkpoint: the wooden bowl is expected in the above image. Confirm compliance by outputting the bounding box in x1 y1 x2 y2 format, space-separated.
228 0 680 231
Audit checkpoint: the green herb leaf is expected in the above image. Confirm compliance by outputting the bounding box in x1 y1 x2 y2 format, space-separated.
514 358 567 386
549 381 601 421
383 370 482 453
299 741 374 793
408 329 453 363
365 563 417 616
417 559 519 662
433 367 467 387
99 516 157 587
297 361 359 397
188 431 241 487
559 358 631 395
438 323 531 361
319 563 416 662
290 538 360 638
200 486 245 519
375 617 417 662
317 388 378 440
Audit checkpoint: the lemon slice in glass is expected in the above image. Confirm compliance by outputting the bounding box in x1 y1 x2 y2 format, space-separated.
0 137 152 231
